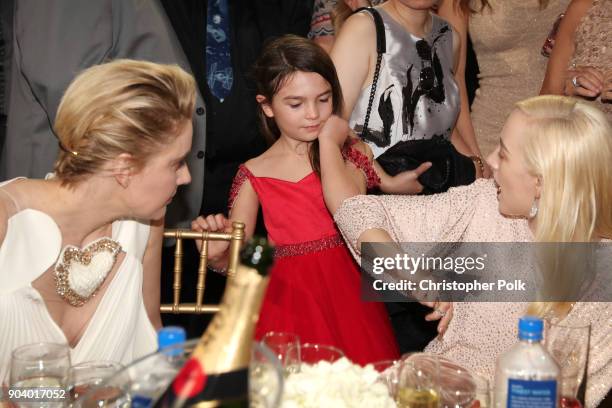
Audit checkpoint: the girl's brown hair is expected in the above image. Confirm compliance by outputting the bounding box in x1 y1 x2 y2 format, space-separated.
252 35 344 176
54 59 196 186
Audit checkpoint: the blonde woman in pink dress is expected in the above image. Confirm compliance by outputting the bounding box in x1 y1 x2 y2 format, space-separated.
319 95 611 407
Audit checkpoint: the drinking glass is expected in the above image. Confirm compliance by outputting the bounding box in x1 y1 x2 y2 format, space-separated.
396 353 440 408
9 342 71 408
250 342 285 408
284 343 345 373
545 322 590 408
471 374 491 408
66 361 125 405
437 356 476 408
260 332 300 367
373 359 401 397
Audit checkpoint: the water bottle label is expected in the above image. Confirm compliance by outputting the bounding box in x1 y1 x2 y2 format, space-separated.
507 379 557 408
131 395 153 408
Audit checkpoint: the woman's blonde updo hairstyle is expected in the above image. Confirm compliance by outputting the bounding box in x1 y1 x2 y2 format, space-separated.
517 96 612 318
53 59 196 186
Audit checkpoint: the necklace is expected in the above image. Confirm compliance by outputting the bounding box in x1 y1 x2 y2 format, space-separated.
54 237 122 307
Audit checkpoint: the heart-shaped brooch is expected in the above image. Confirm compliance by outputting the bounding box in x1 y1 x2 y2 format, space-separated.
54 237 122 307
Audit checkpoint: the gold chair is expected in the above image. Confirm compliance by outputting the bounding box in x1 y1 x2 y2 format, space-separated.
160 221 245 314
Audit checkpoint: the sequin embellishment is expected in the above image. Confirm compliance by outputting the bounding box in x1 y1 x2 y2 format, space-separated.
274 234 344 259
54 237 122 307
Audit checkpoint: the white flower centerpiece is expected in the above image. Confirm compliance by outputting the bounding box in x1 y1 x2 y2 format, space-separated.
281 357 397 408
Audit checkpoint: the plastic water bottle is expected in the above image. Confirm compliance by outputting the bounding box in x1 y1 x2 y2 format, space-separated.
494 316 560 408
131 326 187 408
157 326 187 364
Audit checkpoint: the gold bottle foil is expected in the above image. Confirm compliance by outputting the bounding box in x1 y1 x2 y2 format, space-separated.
191 264 269 374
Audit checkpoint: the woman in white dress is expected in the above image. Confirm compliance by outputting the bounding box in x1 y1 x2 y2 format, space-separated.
0 59 196 382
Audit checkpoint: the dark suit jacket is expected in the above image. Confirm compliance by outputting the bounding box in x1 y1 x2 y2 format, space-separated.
161 0 313 214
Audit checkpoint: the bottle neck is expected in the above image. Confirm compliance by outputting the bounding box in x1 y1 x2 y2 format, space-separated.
519 338 542 345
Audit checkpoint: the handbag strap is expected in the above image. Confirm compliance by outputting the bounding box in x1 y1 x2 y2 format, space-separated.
353 7 385 138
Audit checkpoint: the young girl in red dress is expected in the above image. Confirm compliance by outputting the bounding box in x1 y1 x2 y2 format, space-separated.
192 35 399 365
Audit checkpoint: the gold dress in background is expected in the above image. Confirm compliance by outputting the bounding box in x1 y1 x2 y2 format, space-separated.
570 0 611 121
469 0 570 156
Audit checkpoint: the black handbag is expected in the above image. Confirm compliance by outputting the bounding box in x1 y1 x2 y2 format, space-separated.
356 8 475 195
376 135 475 194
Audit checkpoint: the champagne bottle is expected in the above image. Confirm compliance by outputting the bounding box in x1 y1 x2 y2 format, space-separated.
155 237 273 408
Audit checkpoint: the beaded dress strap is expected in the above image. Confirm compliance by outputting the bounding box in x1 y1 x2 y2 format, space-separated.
228 164 255 211
341 139 381 190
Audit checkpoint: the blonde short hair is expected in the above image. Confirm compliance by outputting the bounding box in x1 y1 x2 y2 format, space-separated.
517 96 612 318
53 59 196 185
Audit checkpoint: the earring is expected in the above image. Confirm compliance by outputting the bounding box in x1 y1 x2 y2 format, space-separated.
528 199 539 219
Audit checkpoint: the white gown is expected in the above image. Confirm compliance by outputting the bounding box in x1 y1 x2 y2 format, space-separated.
0 179 157 383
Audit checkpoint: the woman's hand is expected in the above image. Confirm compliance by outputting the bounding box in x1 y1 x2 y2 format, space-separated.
319 115 351 148
602 70 612 102
191 214 232 261
422 300 454 336
379 162 432 194
565 66 604 98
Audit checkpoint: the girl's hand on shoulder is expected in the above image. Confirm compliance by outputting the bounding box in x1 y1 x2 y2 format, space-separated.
319 115 350 147
191 214 232 259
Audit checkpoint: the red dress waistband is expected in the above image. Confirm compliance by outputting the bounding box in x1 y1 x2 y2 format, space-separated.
274 234 344 259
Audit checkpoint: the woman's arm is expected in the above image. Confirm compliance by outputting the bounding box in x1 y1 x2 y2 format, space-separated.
0 207 7 247
142 218 164 330
358 227 454 333
540 0 602 98
376 160 432 194
330 11 377 119
438 1 484 163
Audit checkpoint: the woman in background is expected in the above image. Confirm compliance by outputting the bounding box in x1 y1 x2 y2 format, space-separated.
309 0 386 53
438 0 570 157
540 0 611 121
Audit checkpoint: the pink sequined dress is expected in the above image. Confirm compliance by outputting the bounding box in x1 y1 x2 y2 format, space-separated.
334 179 611 407
228 146 399 365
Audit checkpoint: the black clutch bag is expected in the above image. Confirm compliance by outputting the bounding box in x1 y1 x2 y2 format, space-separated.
376 135 475 195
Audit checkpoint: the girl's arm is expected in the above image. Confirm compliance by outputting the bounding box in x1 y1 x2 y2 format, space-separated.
319 116 432 199
330 11 377 119
438 1 487 174
142 218 164 330
191 169 260 271
540 0 603 98
320 116 368 214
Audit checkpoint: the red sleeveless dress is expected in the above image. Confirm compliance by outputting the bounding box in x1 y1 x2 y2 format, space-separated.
228 150 399 365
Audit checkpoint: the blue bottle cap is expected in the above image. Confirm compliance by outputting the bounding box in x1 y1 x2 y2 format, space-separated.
518 316 544 341
158 326 186 355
